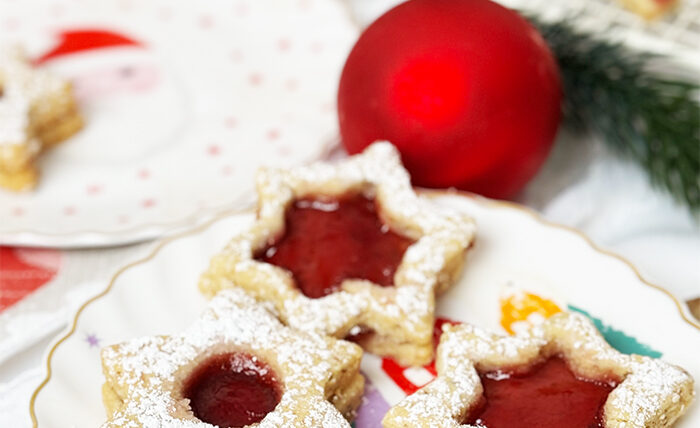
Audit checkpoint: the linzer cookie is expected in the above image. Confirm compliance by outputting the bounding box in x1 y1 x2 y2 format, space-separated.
0 47 82 191
199 142 475 366
383 311 694 428
100 288 364 427
618 0 678 19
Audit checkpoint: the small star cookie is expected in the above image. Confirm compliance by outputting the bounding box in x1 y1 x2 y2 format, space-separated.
383 311 694 428
100 288 364 427
618 0 678 19
0 47 82 191
199 142 475 366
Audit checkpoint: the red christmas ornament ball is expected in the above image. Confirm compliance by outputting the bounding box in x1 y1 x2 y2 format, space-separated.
338 0 562 199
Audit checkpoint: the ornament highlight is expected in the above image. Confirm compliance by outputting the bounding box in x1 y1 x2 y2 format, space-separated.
338 0 561 198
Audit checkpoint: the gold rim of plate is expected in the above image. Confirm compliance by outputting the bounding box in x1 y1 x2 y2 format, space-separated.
28 189 700 427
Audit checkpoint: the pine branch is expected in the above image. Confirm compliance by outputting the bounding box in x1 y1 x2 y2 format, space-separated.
528 17 700 213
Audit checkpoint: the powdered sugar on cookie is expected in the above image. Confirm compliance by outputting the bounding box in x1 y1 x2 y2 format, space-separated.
100 288 363 427
383 312 695 428
0 47 66 147
0 46 82 191
199 142 475 366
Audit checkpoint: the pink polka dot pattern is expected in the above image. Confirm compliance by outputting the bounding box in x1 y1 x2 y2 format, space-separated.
141 199 156 209
0 0 359 246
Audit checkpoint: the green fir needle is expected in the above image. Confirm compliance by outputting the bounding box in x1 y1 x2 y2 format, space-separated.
529 17 700 213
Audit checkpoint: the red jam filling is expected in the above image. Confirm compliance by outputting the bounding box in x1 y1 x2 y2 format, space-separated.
256 194 414 298
464 357 617 428
183 353 281 428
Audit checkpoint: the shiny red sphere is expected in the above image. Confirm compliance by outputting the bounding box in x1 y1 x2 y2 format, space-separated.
338 0 562 198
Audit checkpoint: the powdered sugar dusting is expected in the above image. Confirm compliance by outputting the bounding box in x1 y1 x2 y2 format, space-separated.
606 358 695 427
0 47 67 148
383 312 695 427
100 288 362 427
200 142 475 365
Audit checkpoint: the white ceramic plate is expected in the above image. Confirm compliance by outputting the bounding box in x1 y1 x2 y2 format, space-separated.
0 0 357 247
30 193 700 427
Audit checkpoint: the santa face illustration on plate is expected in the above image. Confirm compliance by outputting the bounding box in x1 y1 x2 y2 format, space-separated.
36 29 188 164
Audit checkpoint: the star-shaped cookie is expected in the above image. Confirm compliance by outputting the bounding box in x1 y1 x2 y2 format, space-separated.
383 311 694 427
100 288 364 427
199 142 475 366
0 47 82 191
